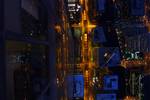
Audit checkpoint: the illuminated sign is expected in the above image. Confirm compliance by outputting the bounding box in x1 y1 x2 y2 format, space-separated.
68 4 81 12
66 75 84 98
124 51 144 60
96 94 116 100
67 0 81 23
103 75 118 90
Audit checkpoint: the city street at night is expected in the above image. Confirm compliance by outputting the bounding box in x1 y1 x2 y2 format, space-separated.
1 0 150 100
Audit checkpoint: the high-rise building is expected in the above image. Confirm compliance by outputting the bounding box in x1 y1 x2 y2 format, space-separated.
0 0 73 100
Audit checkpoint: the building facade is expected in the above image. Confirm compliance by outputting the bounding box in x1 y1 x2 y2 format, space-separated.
0 0 73 100
125 33 150 53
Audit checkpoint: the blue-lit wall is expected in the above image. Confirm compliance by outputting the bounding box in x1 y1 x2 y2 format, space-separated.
66 75 84 99
103 75 118 90
99 47 121 67
97 0 105 12
93 26 106 43
96 94 116 100
130 0 145 16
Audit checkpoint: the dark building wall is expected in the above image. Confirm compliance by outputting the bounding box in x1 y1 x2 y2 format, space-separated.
103 0 117 21
1 0 58 100
21 0 39 20
143 75 150 100
108 67 126 99
0 34 6 100
0 0 68 100
0 0 7 100
0 0 3 30
4 0 21 33
46 0 58 99
48 28 58 100
102 23 119 47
